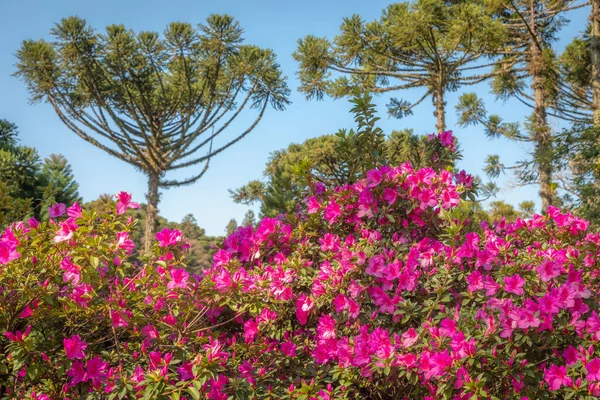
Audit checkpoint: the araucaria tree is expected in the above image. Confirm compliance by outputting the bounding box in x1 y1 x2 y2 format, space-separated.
293 0 506 132
15 15 290 251
457 0 588 212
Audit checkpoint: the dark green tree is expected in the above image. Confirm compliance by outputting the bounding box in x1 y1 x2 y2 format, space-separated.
39 154 81 219
241 209 257 228
293 0 506 132
0 120 42 204
231 93 462 217
16 15 290 252
225 218 238 236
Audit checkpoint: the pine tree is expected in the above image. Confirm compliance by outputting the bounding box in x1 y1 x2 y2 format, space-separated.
456 0 587 212
39 154 81 219
294 0 507 132
16 16 290 252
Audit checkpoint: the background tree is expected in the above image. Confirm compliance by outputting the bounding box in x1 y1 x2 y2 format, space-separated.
0 119 42 206
38 154 81 219
456 0 589 212
0 119 81 224
225 218 238 235
293 0 506 132
231 93 464 217
15 15 290 252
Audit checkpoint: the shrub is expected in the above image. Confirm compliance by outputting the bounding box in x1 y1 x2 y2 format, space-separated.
2 131 600 399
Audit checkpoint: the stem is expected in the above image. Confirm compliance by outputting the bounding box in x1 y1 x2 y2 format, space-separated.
591 0 600 126
433 85 446 133
144 171 160 253
529 0 553 212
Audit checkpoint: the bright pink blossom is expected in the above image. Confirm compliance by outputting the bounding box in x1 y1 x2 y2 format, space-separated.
115 191 140 214
64 335 87 359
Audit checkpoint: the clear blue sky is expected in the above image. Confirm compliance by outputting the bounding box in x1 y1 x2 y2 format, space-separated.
0 0 590 236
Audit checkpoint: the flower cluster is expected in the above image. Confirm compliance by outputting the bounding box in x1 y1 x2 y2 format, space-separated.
2 130 600 399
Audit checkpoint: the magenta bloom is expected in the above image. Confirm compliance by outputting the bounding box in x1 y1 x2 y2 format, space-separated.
4 325 31 342
86 356 107 383
504 274 525 296
307 196 321 214
438 130 455 150
324 201 342 225
156 228 183 247
0 239 19 265
116 232 136 253
167 267 189 290
115 191 140 215
296 294 314 325
67 361 86 386
53 218 78 243
587 358 600 381
544 364 572 391
48 203 66 218
60 257 81 286
317 314 336 340
67 201 83 218
64 335 87 359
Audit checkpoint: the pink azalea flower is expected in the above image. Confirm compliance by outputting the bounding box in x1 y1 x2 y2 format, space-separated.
317 314 336 340
587 358 600 381
60 257 81 286
281 341 297 356
324 201 342 225
307 196 321 214
537 260 565 282
116 232 136 253
19 305 33 319
213 249 231 267
438 130 455 150
48 203 66 218
295 294 314 325
544 364 572 391
67 361 86 386
401 328 419 348
86 356 107 383
67 201 83 218
53 218 78 243
0 240 19 265
166 267 189 290
504 274 525 296
177 362 195 380
4 325 31 342
156 228 183 247
64 335 87 359
115 191 140 215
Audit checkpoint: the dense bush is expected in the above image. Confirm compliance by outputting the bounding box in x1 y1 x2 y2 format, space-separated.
2 132 600 399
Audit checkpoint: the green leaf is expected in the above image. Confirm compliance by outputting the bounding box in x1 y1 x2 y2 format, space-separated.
186 387 201 400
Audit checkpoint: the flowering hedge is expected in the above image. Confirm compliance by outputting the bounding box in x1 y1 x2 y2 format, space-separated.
2 132 600 399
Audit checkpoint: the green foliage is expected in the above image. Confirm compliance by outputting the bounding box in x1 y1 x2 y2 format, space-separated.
38 154 81 220
0 119 79 225
554 123 600 226
84 196 221 271
15 15 290 249
231 92 458 218
294 0 507 131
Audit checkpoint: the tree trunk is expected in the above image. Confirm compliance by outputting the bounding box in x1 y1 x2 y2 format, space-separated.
144 171 160 253
591 0 600 126
434 86 446 132
529 1 553 212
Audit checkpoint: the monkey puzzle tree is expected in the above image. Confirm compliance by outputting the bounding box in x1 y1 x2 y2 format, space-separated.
293 0 506 132
456 0 588 212
15 15 290 251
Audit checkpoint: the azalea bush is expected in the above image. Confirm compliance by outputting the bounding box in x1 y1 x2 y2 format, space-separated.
2 131 600 399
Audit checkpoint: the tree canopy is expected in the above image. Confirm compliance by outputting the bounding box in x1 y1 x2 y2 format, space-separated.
15 15 290 251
